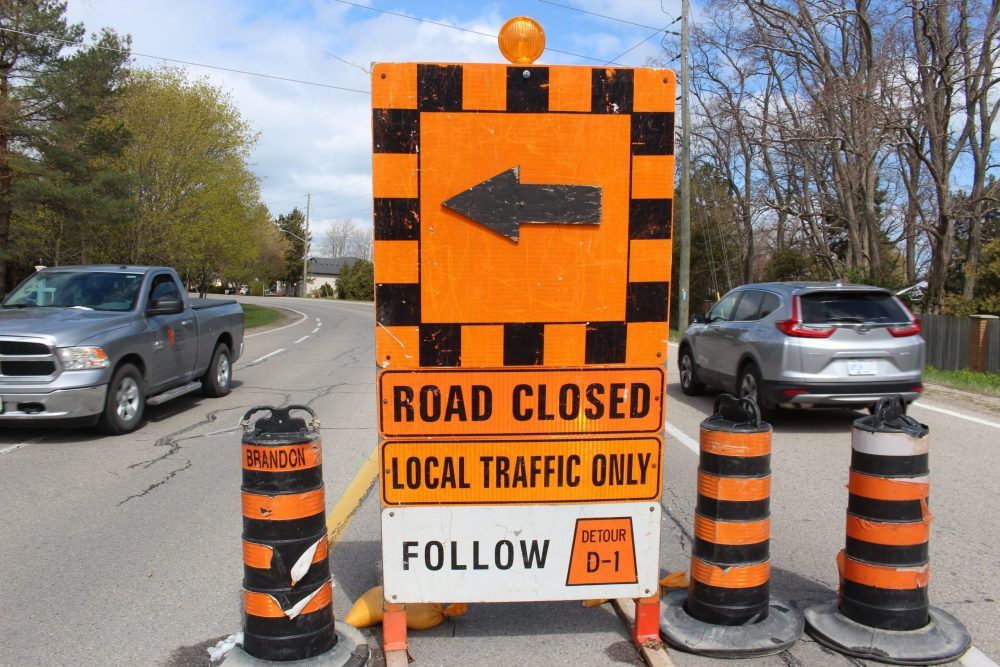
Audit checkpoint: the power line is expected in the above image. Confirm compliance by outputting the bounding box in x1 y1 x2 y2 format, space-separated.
604 23 673 66
535 0 665 31
314 205 373 220
310 192 373 212
265 179 370 208
330 0 626 66
0 26 370 94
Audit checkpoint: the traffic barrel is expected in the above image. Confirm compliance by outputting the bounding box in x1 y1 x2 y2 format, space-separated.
660 394 803 657
221 406 369 666
804 396 970 665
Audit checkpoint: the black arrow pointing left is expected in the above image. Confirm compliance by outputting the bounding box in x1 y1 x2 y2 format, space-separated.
442 166 602 243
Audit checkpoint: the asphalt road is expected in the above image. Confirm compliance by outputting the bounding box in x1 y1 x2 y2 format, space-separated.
0 296 997 667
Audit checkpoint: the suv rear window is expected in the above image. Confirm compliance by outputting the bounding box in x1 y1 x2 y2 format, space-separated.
799 292 908 324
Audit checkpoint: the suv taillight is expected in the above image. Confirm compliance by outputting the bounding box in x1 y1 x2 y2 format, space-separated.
888 297 921 337
887 319 921 337
776 295 835 338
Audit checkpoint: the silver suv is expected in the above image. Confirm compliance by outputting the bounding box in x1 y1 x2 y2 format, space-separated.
678 282 925 411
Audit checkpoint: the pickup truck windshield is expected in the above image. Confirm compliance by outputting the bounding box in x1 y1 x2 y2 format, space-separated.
3 271 144 311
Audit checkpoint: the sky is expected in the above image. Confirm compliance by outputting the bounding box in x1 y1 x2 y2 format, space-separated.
65 0 683 250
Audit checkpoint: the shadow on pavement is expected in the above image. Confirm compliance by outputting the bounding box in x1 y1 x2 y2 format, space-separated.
666 380 865 435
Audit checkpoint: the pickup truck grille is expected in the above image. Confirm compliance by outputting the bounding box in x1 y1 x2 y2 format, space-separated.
0 339 57 377
0 341 49 355
2 360 57 376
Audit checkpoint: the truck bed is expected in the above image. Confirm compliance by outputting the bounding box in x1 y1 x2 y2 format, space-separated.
190 298 239 310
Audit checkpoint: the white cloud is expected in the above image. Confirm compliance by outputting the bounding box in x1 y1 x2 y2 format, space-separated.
66 0 683 243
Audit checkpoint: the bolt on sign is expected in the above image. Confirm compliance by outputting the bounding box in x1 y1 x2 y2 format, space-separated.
373 18 674 604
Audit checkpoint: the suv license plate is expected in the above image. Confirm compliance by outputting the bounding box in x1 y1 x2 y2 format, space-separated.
847 360 878 376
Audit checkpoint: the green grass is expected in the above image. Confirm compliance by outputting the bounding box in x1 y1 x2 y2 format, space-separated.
242 303 283 329
924 365 1000 397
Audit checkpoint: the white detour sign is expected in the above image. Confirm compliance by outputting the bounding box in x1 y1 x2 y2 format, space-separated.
381 503 661 603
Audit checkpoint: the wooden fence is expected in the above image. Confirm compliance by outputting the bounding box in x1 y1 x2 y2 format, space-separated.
920 313 1000 372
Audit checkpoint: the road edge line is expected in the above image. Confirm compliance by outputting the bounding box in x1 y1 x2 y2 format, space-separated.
326 445 379 549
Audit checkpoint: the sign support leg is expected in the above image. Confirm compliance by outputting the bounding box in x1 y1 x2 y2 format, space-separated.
382 600 408 665
633 596 662 646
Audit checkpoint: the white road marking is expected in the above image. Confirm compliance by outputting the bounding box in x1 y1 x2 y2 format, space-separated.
245 306 309 338
201 426 241 438
250 348 285 364
911 401 1000 430
0 435 47 456
311 327 320 334
664 422 699 455
961 647 1000 667
294 335 309 344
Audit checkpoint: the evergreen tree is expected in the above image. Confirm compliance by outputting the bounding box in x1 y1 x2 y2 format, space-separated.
0 0 83 292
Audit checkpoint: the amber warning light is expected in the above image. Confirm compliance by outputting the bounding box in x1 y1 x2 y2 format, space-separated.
498 16 546 64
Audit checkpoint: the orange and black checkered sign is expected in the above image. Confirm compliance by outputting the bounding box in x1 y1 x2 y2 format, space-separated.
372 63 675 369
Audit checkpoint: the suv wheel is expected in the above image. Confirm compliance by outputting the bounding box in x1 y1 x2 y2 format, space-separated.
202 343 232 398
738 362 769 410
100 363 145 435
679 347 705 396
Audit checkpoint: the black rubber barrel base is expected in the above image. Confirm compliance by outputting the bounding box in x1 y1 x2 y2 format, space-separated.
660 589 804 658
220 623 369 666
804 603 971 666
244 621 337 662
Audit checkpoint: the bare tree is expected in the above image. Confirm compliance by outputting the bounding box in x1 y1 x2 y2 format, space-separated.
322 218 355 257
348 225 373 261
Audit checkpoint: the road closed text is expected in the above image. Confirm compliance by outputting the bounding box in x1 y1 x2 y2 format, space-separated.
378 367 664 437
380 438 662 504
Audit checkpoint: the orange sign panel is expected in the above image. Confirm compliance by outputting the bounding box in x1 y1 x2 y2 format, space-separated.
380 436 662 505
378 367 664 437
373 62 675 370
566 517 638 586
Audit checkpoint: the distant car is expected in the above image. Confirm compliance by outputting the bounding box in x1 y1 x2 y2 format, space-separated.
678 282 925 412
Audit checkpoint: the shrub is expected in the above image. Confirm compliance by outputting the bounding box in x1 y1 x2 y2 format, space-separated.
336 259 374 301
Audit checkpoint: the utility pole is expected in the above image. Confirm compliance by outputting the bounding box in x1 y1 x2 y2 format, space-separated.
678 0 692 329
303 193 311 297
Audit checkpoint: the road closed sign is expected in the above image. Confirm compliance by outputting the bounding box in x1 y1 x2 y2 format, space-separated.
378 367 665 437
372 54 674 606
382 504 661 603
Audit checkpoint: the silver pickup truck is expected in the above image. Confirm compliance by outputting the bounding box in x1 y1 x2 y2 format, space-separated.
0 265 244 434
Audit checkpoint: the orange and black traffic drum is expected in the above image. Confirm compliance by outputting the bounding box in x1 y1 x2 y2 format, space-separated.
661 394 802 658
687 394 772 625
804 396 970 665
240 406 337 662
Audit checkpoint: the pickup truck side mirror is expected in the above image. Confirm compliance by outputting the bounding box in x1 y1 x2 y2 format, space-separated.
691 312 707 325
147 297 184 316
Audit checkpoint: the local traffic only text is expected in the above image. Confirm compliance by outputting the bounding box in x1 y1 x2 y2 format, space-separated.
380 438 662 504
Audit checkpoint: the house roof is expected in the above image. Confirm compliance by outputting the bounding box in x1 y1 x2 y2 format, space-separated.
308 256 360 276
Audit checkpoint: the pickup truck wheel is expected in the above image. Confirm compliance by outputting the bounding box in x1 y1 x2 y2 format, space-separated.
679 347 706 396
202 343 232 398
99 364 145 435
